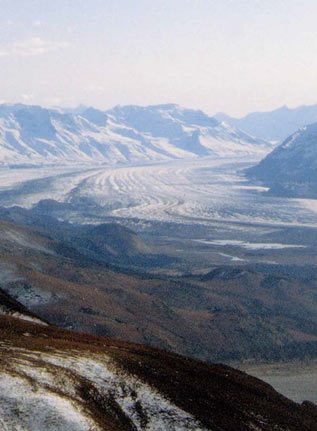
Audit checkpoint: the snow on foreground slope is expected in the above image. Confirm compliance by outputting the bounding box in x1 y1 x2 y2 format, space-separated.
0 103 273 166
0 321 207 431
0 347 204 431
0 314 316 431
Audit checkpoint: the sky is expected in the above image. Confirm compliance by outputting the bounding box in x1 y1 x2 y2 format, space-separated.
0 0 317 117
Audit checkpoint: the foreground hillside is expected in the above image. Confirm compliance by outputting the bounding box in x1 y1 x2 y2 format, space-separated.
247 123 317 198
1 216 317 364
0 103 272 166
0 307 316 430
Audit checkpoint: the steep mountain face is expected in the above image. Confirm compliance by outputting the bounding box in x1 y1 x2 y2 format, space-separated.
1 216 317 363
0 103 271 167
215 104 317 142
246 123 317 198
0 305 316 430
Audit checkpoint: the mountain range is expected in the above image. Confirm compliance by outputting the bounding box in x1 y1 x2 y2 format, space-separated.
246 123 317 198
215 104 317 142
0 103 272 167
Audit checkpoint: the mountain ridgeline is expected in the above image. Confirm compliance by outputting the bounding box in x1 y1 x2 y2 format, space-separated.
0 103 272 166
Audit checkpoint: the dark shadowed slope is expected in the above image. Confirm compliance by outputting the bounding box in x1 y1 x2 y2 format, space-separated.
246 123 317 198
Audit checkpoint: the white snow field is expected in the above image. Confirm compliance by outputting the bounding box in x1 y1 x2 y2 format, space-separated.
0 157 316 228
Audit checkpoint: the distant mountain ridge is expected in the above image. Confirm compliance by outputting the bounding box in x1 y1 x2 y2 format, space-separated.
0 103 272 167
246 123 317 198
215 104 317 142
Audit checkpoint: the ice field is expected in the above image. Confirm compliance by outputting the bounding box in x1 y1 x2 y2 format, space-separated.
0 158 316 229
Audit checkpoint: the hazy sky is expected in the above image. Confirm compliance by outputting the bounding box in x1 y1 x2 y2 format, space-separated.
1 0 316 116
